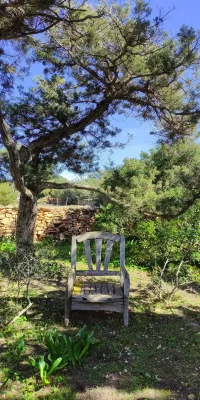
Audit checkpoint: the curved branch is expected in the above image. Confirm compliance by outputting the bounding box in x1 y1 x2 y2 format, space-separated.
0 3 104 40
28 96 112 155
40 181 200 219
39 181 128 207
0 110 31 197
142 194 200 220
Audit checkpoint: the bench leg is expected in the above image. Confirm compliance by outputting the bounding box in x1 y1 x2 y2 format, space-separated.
123 297 129 327
64 295 71 326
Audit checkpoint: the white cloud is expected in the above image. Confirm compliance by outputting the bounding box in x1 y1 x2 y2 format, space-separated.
61 171 79 181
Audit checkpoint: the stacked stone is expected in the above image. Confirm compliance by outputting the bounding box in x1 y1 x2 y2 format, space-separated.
0 206 97 240
0 207 17 237
35 206 96 240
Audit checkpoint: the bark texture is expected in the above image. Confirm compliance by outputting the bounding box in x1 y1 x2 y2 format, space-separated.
16 193 38 248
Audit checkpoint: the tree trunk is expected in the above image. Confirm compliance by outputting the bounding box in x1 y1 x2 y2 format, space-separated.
16 192 38 249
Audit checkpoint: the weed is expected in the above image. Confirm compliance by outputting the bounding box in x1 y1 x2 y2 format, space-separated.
29 355 63 385
41 325 100 369
6 336 25 362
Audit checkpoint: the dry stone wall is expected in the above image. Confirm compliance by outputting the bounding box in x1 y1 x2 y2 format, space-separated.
0 206 97 240
0 207 18 237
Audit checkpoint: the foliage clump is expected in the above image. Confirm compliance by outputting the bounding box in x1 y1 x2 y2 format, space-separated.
1 0 200 247
0 182 18 206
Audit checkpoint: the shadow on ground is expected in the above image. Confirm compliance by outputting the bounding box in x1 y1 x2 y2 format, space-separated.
1 277 200 400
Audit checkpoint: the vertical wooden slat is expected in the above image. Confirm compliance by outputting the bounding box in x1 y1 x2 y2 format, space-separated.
84 240 93 270
104 240 114 271
123 297 129 327
71 236 76 269
114 285 123 296
96 284 101 294
84 284 91 294
107 283 114 294
101 284 108 294
95 239 102 271
120 236 125 269
80 283 85 295
90 283 96 294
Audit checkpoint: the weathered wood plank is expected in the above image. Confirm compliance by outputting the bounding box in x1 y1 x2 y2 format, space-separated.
67 270 76 298
95 239 102 271
72 301 123 312
64 296 71 326
107 283 114 295
121 268 130 297
90 283 96 294
83 283 91 294
123 297 129 327
96 284 101 294
83 240 93 270
72 292 123 302
114 284 123 296
73 293 122 302
80 283 85 295
67 231 129 326
101 284 108 295
76 270 120 276
120 236 125 269
71 236 76 269
76 231 121 243
104 240 114 271
64 268 76 326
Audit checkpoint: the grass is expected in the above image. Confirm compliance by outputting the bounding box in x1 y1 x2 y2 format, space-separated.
0 255 200 399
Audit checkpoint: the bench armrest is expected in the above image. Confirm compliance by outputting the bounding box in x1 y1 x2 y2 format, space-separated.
66 268 76 299
120 267 130 298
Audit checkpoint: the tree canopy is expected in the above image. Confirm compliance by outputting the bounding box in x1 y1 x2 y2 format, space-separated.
0 0 103 40
0 0 200 246
96 141 200 234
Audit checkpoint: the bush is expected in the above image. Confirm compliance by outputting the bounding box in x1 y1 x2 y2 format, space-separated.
40 325 100 368
30 325 100 384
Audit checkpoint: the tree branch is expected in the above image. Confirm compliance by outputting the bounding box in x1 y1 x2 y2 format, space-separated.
0 2 104 40
142 194 200 220
0 110 31 196
28 96 112 155
6 298 33 326
39 181 128 207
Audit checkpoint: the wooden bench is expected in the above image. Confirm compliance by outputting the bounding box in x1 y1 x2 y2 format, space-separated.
64 231 130 327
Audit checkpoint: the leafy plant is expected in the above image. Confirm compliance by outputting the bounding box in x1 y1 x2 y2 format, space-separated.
6 336 25 362
29 326 99 385
0 238 16 253
41 325 100 369
29 355 62 385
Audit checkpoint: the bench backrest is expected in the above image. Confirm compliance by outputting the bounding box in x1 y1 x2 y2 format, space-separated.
71 231 125 276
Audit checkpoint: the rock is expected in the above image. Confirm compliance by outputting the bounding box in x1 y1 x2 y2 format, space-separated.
0 205 97 239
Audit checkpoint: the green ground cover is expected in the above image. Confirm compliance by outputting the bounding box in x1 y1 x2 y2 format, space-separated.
0 240 200 399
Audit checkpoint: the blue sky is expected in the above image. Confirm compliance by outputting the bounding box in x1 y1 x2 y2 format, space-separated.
8 0 199 179
63 0 200 179
97 0 200 163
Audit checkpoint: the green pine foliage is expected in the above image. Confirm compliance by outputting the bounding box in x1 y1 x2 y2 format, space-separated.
1 1 200 247
97 141 200 228
0 182 18 206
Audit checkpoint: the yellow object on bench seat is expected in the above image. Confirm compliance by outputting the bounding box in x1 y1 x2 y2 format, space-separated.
65 231 130 326
72 282 83 294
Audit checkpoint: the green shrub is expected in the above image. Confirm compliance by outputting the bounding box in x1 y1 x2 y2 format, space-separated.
29 355 63 385
0 237 16 253
29 325 100 385
6 336 25 362
40 325 100 369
